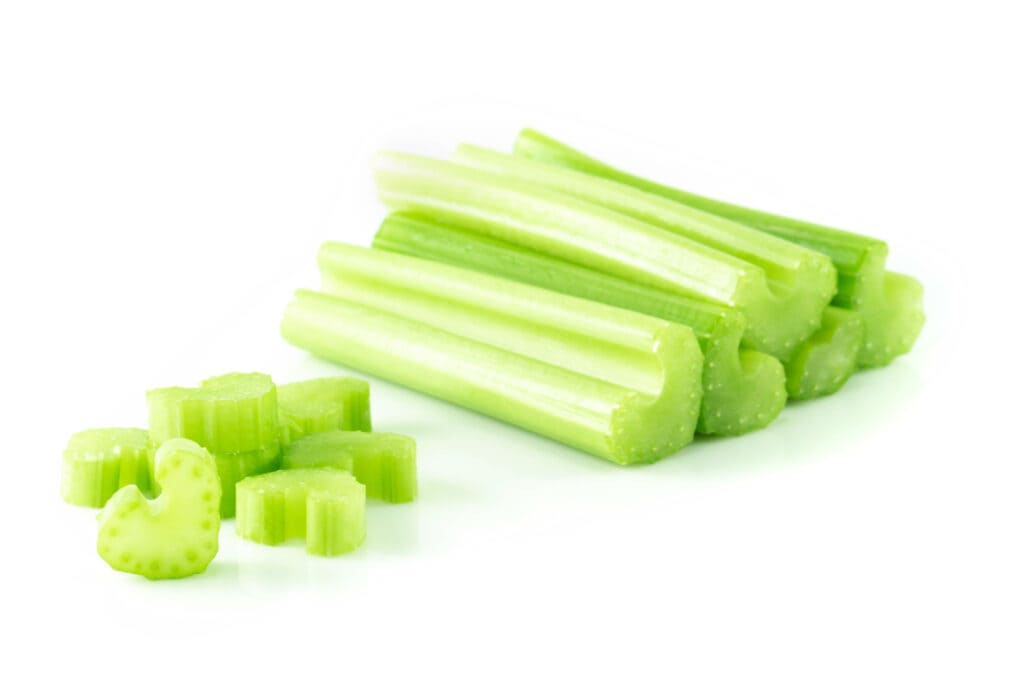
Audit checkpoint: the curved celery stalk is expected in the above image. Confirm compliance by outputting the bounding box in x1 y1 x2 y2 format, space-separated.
62 428 153 507
281 244 703 465
373 151 833 361
97 439 220 580
147 373 280 454
282 430 417 503
783 307 865 400
278 377 372 445
374 213 783 435
235 468 366 556
514 128 924 367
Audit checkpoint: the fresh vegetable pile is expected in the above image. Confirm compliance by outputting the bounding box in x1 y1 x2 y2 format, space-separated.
64 127 923 580
63 374 416 579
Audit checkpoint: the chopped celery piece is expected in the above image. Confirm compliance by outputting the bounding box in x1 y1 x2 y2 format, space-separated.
281 244 703 465
235 468 365 556
783 307 865 400
452 143 837 361
282 430 417 503
514 128 924 367
374 213 784 435
278 376 372 445
147 372 280 454
62 428 152 507
373 150 834 361
213 446 281 518
97 438 220 580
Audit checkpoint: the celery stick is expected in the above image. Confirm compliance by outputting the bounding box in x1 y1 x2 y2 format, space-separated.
783 307 865 400
235 468 365 556
373 151 834 361
282 430 417 503
281 244 703 465
97 438 220 579
514 128 924 367
147 372 280 454
278 376 372 445
374 213 784 435
62 428 153 507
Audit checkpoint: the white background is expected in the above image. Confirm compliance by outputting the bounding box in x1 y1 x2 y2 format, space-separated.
2 1 1021 685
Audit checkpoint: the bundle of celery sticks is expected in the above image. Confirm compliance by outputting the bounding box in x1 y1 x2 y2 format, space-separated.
283 129 924 465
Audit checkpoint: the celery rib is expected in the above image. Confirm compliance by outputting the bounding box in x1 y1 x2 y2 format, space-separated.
373 151 833 361
283 431 417 503
782 307 865 400
281 244 703 465
374 213 783 435
514 128 924 367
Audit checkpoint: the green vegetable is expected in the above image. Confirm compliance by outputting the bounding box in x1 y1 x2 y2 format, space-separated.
281 243 703 465
97 438 220 580
283 430 417 503
373 150 834 361
278 376 372 444
374 212 783 435
147 372 280 454
212 446 281 518
235 468 366 556
784 307 865 400
514 128 924 367
62 428 153 507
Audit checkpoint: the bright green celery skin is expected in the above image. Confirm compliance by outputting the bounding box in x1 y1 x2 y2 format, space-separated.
147 372 280 454
281 244 703 465
514 128 924 367
282 430 417 503
236 468 366 556
97 438 220 580
62 428 153 507
784 307 865 400
278 376 372 445
373 151 830 361
453 144 837 362
374 213 783 435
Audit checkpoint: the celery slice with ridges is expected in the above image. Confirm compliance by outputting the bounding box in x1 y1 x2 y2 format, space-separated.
147 372 280 454
97 438 220 580
374 213 783 436
784 307 865 400
283 430 417 503
278 377 372 445
373 151 834 361
235 468 366 556
513 128 924 367
281 244 703 465
62 428 152 507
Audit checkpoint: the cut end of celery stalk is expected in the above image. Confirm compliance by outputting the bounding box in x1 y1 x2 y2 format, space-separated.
784 306 866 400
213 445 281 518
856 271 925 368
283 430 417 503
236 468 366 556
147 372 280 455
97 438 221 580
277 376 372 445
62 428 152 508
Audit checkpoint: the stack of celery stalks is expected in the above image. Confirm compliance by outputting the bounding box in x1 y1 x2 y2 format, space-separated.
283 129 924 465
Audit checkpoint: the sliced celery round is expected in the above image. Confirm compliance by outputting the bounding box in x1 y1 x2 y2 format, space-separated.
62 428 152 508
277 376 372 445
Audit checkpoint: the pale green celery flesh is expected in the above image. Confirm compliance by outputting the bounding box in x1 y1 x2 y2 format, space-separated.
373 150 814 360
514 128 924 367
278 377 372 445
283 431 417 503
62 428 152 507
97 439 220 580
236 468 366 556
374 213 783 435
283 245 703 465
782 307 866 400
147 372 280 454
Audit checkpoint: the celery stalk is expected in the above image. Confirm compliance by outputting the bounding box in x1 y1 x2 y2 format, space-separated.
278 377 372 445
282 430 417 503
514 128 924 367
373 212 783 435
62 428 153 507
281 244 703 465
374 151 834 361
784 307 865 400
